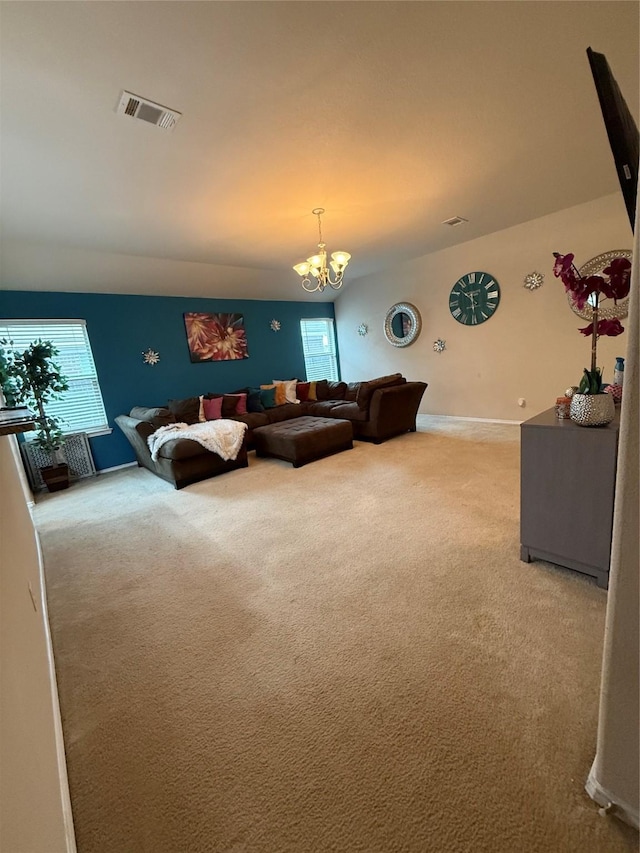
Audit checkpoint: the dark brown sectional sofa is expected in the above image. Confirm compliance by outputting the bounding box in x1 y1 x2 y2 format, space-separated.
115 374 427 489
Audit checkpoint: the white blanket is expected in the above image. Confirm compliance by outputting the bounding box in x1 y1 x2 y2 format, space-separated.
147 420 248 462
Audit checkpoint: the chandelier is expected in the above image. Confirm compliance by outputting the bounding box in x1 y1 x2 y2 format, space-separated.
293 208 351 293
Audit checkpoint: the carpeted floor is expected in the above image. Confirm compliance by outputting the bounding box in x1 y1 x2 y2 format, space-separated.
34 417 638 853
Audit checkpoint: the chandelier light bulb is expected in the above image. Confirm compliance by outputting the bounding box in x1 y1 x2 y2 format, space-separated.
293 208 351 293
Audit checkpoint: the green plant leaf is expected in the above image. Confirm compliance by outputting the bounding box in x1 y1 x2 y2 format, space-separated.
0 339 69 453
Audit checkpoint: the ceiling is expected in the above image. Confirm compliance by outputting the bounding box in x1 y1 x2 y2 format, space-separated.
1 1 638 300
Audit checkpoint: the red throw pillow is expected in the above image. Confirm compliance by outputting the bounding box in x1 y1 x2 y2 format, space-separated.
203 396 223 420
233 393 247 415
296 382 311 402
221 393 247 416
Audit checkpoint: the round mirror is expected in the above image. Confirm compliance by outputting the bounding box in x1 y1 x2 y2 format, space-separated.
384 302 421 347
568 249 632 320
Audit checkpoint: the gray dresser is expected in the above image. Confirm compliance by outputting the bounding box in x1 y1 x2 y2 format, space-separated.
520 407 620 589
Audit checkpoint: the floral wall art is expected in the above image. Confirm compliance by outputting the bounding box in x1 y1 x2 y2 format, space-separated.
184 312 249 362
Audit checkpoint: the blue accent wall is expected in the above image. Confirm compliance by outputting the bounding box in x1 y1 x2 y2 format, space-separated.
0 291 336 471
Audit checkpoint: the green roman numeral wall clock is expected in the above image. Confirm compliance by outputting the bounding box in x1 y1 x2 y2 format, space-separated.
449 271 501 325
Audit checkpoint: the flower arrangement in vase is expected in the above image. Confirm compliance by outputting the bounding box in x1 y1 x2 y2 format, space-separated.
553 252 631 426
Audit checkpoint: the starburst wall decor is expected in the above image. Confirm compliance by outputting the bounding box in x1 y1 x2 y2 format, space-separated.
270 319 281 332
142 348 160 365
524 271 544 290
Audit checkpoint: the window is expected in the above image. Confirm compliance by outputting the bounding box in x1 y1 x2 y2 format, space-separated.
0 319 110 436
300 318 339 381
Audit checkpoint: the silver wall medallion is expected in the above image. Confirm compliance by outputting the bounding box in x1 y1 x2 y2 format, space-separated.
433 339 446 353
383 302 421 347
357 323 368 337
270 319 281 332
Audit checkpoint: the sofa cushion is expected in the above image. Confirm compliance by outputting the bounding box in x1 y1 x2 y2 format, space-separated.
345 382 360 402
316 380 347 401
260 386 277 409
167 397 200 424
272 379 298 404
324 401 368 422
261 382 286 406
296 382 311 402
329 381 347 400
307 400 343 417
307 381 318 401
356 374 404 410
247 390 265 413
231 412 270 430
315 379 329 400
222 393 247 415
129 406 175 427
156 438 210 461
266 403 306 424
203 396 223 420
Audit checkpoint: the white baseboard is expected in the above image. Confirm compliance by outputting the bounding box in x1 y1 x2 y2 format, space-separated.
586 763 639 829
98 462 137 474
417 414 522 425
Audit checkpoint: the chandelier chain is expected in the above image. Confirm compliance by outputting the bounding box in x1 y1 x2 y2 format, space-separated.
312 207 325 247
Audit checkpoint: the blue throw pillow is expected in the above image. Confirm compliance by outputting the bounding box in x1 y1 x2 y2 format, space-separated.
260 387 277 409
247 390 264 413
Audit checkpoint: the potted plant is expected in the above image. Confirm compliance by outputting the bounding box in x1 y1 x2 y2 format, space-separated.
552 252 631 426
0 339 71 491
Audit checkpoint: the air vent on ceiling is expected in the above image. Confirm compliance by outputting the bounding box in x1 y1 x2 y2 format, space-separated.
116 90 182 131
442 216 468 227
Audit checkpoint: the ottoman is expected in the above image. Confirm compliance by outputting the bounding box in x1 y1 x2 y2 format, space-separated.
253 416 353 467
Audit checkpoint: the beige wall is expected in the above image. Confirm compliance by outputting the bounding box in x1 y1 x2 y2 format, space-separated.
335 193 633 420
0 437 75 852
587 193 639 827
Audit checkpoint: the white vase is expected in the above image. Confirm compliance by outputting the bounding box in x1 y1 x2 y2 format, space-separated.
569 392 615 427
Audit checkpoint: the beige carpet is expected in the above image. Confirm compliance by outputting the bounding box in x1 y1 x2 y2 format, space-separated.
34 417 638 853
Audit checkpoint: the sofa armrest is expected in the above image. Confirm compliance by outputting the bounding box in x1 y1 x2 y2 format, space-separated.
363 381 428 441
115 415 156 469
355 373 404 410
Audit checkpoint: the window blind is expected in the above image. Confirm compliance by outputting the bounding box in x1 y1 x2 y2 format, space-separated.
0 319 109 435
300 318 339 381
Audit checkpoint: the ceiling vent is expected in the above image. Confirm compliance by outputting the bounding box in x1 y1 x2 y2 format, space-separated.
442 215 468 227
116 90 182 131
